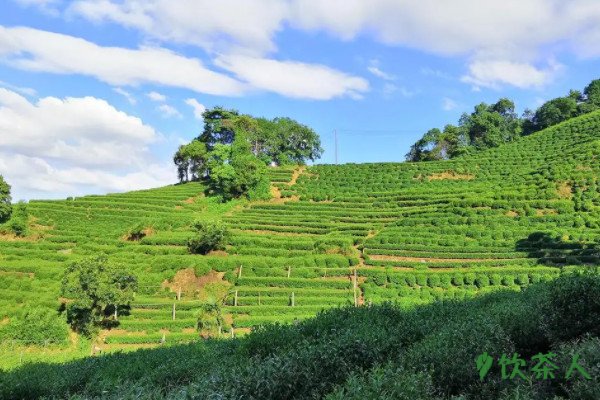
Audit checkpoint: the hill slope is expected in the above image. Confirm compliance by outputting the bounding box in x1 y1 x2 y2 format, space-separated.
0 110 599 365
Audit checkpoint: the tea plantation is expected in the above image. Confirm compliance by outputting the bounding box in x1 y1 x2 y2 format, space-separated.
0 110 599 394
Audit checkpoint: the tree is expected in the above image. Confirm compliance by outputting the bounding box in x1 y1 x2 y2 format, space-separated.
407 98 519 161
174 140 208 183
531 96 579 131
0 175 11 223
187 219 229 255
266 117 323 165
198 107 239 150
459 99 522 150
191 106 322 166
61 256 137 336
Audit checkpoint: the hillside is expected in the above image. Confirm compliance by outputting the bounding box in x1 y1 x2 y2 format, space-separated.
0 110 599 368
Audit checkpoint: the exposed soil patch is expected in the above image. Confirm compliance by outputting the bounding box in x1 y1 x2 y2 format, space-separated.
183 195 204 204
506 210 519 217
288 166 306 186
162 269 231 301
557 181 573 199
426 171 475 181
535 208 558 216
207 250 228 257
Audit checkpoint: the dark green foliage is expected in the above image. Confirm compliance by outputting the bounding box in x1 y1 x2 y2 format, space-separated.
325 365 436 400
409 78 600 161
407 98 522 161
0 175 11 223
197 302 225 333
2 275 599 399
187 219 229 255
60 256 137 336
529 96 579 132
542 271 600 343
173 140 207 183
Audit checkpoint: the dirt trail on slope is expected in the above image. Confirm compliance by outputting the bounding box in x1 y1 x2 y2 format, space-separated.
288 166 306 186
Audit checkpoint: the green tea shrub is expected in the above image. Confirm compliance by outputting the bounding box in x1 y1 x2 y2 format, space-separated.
187 219 229 255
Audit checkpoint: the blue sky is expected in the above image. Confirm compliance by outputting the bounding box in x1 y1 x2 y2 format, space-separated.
1 0 600 200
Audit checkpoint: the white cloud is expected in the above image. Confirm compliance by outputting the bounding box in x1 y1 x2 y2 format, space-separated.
185 98 206 120
367 59 395 80
146 91 166 102
0 26 368 100
0 88 175 200
0 80 36 96
68 0 289 55
442 97 458 111
66 0 600 90
0 25 246 96
215 54 369 100
113 87 136 105
13 0 62 15
460 60 563 89
157 104 182 118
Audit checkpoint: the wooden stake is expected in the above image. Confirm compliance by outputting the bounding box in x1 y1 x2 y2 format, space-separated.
238 265 243 279
287 265 291 278
177 287 181 301
353 268 358 307
234 290 238 307
258 292 261 306
114 306 118 320
172 303 176 320
231 327 235 338
291 291 295 307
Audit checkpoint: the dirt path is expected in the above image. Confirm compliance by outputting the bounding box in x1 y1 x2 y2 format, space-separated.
288 166 306 186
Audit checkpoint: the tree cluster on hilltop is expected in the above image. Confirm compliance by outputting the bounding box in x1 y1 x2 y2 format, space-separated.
174 107 323 201
407 78 600 161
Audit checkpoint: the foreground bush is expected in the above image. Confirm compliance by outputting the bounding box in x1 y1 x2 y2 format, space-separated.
1 273 598 399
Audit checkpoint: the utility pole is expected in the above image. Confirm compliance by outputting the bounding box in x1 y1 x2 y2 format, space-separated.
334 129 338 164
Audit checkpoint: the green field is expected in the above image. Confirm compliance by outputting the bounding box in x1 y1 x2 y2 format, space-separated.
0 110 599 375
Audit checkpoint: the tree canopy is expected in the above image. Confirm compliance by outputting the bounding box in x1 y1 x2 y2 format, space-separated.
174 107 321 201
408 78 600 161
0 175 12 223
61 256 137 336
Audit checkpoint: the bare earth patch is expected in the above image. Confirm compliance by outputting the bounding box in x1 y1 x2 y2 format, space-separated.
162 269 231 300
427 171 475 181
557 181 573 199
505 210 519 217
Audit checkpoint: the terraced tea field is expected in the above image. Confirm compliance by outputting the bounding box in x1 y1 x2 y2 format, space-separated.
1 110 599 361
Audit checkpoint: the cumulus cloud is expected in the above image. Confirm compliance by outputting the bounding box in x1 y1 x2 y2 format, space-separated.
113 87 136 104
461 60 563 89
0 25 246 96
367 59 396 81
0 25 368 100
13 0 62 15
215 54 369 100
0 88 174 200
146 91 166 102
185 98 206 120
157 103 182 118
67 0 600 89
67 0 289 54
